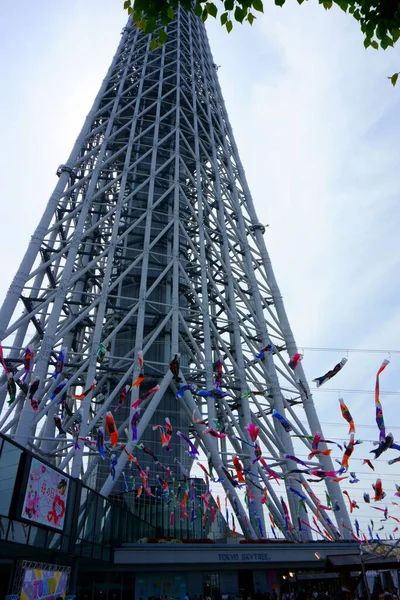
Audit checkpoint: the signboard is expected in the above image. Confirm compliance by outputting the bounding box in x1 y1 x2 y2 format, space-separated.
21 458 69 530
20 567 69 600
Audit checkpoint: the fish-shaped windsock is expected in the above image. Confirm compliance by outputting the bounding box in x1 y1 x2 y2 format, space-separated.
169 354 182 382
177 431 199 456
272 409 292 432
54 416 65 435
0 343 10 375
284 454 308 468
310 469 337 479
116 385 130 411
177 383 197 398
373 478 385 501
203 427 227 438
341 434 355 470
110 454 118 480
73 381 96 400
22 347 35 382
375 359 389 442
254 344 275 360
364 493 370 503
246 423 259 443
213 356 223 388
97 427 106 459
232 456 245 483
7 377 16 405
370 433 398 459
389 456 400 466
53 348 66 379
313 358 347 388
355 519 360 537
363 458 375 470
339 398 355 434
96 343 107 364
132 385 160 409
131 410 141 441
29 379 40 411
288 353 302 370
105 411 118 447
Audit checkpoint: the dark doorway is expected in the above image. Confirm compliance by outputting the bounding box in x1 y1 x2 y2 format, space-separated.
238 570 254 599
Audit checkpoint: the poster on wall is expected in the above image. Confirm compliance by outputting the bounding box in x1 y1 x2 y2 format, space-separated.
20 566 69 600
21 458 69 530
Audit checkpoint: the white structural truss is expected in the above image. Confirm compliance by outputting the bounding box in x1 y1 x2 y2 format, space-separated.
0 9 352 541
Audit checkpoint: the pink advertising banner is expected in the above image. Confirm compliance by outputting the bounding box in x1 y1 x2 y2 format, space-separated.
21 458 69 530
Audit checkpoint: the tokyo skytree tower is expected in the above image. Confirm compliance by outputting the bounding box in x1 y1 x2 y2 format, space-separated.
0 7 351 540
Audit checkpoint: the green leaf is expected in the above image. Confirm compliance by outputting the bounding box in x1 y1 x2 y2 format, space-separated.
226 19 233 32
247 12 256 24
220 11 228 24
275 0 285 6
150 38 158 51
202 7 209 21
159 29 168 44
363 37 371 48
224 0 234 10
252 0 264 13
194 2 203 16
167 6 175 19
389 72 399 86
206 2 218 18
322 1 333 9
234 5 246 22
392 30 400 43
123 0 131 9
145 18 157 33
370 40 379 49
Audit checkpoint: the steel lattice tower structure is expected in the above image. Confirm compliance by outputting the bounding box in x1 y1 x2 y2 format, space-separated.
0 9 352 541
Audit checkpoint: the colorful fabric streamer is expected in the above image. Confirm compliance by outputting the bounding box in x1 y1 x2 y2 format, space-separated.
272 409 292 432
312 358 347 388
375 359 389 442
96 343 106 364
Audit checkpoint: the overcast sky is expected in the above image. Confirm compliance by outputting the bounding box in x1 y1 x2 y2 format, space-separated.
1 0 400 535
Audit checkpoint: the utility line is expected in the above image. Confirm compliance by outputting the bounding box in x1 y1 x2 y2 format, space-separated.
298 346 400 355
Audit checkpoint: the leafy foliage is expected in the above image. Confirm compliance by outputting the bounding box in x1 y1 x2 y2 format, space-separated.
123 0 400 84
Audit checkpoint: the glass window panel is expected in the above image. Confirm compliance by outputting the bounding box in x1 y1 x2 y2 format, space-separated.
0 440 22 516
